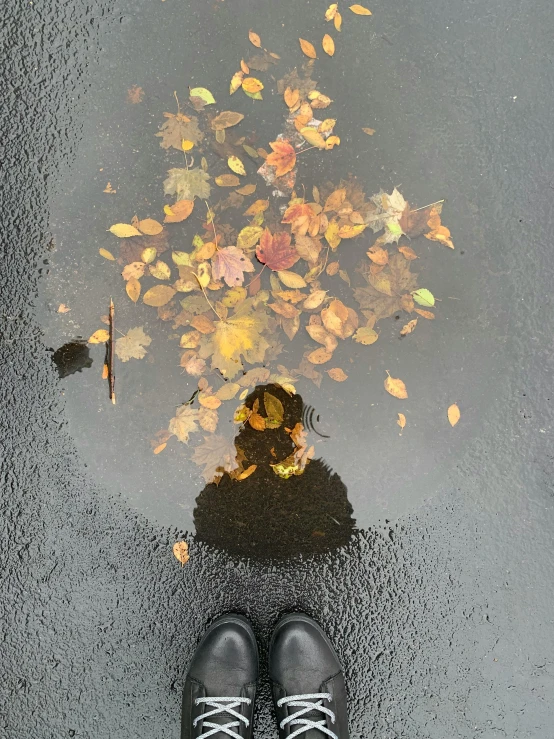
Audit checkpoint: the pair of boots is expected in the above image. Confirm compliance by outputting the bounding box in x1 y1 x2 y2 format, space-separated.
182 612 348 739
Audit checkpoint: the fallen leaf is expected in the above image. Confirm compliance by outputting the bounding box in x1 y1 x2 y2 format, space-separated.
156 111 203 150
237 226 263 251
126 277 141 303
212 299 269 379
181 139 195 151
127 85 144 104
284 87 300 108
192 435 239 482
141 246 157 264
244 199 269 216
322 34 335 56
264 392 284 429
242 77 264 93
367 188 407 243
354 253 418 322
384 373 408 399
299 38 317 59
191 314 216 334
199 393 222 410
88 329 109 344
362 127 375 135
115 326 152 362
215 382 241 401
448 403 461 427
325 135 341 150
169 405 199 443
307 347 333 364
266 140 297 177
173 541 190 566
412 288 435 307
367 245 389 265
236 183 256 195
327 367 348 382
334 12 342 30
102 363 109 379
256 229 299 271
211 111 245 130
326 261 340 276
215 174 241 187
149 260 171 280
425 207 454 249
350 4 372 14
230 71 244 95
138 218 163 235
400 318 417 336
324 221 341 249
398 245 418 260
397 413 406 431
99 248 115 260
325 3 338 20
212 246 255 287
306 324 338 353
303 290 327 310
228 156 246 175
414 308 435 320
189 87 215 105
322 299 358 339
198 406 218 432
278 270 307 288
163 199 194 223
57 304 70 313
300 126 327 149
109 223 142 238
164 167 211 201
103 182 116 193
353 327 378 345
143 285 176 307
248 29 261 47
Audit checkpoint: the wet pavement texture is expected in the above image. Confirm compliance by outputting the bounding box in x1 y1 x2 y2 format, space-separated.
2 0 554 737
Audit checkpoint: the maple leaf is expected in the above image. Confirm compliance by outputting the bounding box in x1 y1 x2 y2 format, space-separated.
365 188 408 244
164 168 211 201
212 246 255 287
212 299 269 379
155 112 203 150
354 253 418 322
266 140 297 177
168 405 199 444
192 435 239 483
256 229 299 271
114 326 152 362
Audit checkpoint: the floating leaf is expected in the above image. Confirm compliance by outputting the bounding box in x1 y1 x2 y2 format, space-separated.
189 87 215 105
303 290 327 310
325 4 338 21
237 226 263 251
199 393 221 410
338 223 366 238
88 329 109 344
400 318 417 336
228 156 246 176
163 199 194 223
156 111 203 151
350 4 372 14
384 373 408 399
362 127 376 135
353 327 378 345
115 326 152 362
412 288 435 307
164 167 211 201
181 139 194 151
334 12 342 30
211 111 245 130
196 262 211 288
414 308 435 320
264 392 284 429
299 38 317 59
230 71 244 95
256 229 299 271
109 223 141 238
425 207 454 249
169 405 199 443
243 90 263 101
215 382 241 401
398 245 418 260
327 367 348 382
397 413 406 431
242 77 264 93
266 140 297 176
192 435 239 482
325 220 341 250
322 34 335 56
143 285 176 307
244 199 269 216
448 403 461 427
307 347 333 365
212 299 269 379
126 277 141 303
215 174 241 187
236 183 256 195
212 246 255 287
248 29 262 47
367 245 389 265
300 126 327 149
99 248 115 261
141 246 157 264
149 260 171 280
173 541 190 566
278 270 307 289
284 87 300 108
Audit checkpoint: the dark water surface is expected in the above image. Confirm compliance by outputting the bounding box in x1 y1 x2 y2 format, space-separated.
39 0 510 551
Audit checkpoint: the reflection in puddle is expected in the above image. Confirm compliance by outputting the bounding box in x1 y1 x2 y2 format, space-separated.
52 340 93 378
194 384 355 558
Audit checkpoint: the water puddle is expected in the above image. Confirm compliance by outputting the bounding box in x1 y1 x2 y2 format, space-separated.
38 0 493 557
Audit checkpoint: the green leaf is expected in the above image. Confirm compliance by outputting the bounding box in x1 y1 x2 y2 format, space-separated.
412 288 435 307
189 87 215 105
243 90 263 101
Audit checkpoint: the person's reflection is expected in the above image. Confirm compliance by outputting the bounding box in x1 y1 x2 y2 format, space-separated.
193 384 355 559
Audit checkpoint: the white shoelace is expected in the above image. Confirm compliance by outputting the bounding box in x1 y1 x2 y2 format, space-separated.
277 693 338 739
193 696 251 739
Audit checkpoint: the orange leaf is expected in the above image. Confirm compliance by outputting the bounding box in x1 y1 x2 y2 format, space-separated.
322 34 335 56
299 38 317 59
327 367 348 382
350 4 372 15
163 199 194 223
266 140 297 177
448 403 461 427
248 29 261 47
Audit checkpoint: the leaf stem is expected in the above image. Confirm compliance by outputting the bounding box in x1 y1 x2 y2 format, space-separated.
195 276 223 321
410 199 445 213
245 264 266 288
204 200 218 249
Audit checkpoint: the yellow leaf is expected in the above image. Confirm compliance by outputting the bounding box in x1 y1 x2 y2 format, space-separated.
173 541 190 566
338 223 366 238
278 270 307 288
353 327 378 345
350 4 372 14
181 139 194 151
141 246 157 264
384 373 408 399
88 329 109 344
322 34 335 56
284 87 300 108
149 260 171 280
143 285 176 307
172 251 193 266
325 220 341 249
307 347 333 364
237 226 263 251
228 156 246 175
243 199 269 216
318 118 336 133
397 413 406 431
230 71 244 95
212 300 269 379
334 11 342 30
99 248 115 260
126 277 141 303
248 29 261 47
400 318 417 336
299 38 317 58
196 262 211 288
325 3 338 20
242 77 264 93
300 127 327 149
327 367 348 382
448 403 461 427
109 223 141 238
199 393 222 410
325 135 340 149
215 174 241 187
138 218 163 235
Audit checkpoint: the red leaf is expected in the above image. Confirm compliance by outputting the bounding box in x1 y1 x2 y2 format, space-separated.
256 229 299 271
266 140 297 177
212 246 254 287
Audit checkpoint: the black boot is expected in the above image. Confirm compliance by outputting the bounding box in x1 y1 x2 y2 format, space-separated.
181 614 258 739
269 613 348 739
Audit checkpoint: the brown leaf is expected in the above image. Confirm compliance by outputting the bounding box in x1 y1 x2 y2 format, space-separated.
326 261 340 276
384 374 408 399
156 112 203 151
425 207 454 249
199 406 218 432
327 367 348 382
57 304 70 313
350 4 372 14
173 541 190 566
143 285 176 307
244 199 269 216
249 29 262 47
191 314 216 334
362 127 375 135
400 318 417 336
249 412 266 431
414 308 435 319
215 174 241 187
211 111 245 130
448 403 461 427
284 87 300 108
236 183 256 195
138 218 163 236
127 85 145 104
353 327 378 345
367 245 389 265
199 393 222 410
307 347 333 365
299 38 317 59
323 188 346 213
256 229 299 271
398 245 418 260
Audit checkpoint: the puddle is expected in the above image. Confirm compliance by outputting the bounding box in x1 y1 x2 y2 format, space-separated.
38 0 496 556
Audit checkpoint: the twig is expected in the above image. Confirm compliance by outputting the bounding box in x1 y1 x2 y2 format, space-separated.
204 200 218 248
108 298 116 404
410 199 445 213
245 264 267 288
195 276 223 321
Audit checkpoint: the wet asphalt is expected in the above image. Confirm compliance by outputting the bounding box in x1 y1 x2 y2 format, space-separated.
2 0 554 737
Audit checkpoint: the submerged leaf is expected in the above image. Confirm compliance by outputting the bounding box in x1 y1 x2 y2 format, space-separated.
143 285 176 307
211 110 245 130
115 326 152 362
164 168 211 201
327 367 348 382
192 435 239 482
156 111 203 150
169 406 199 443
